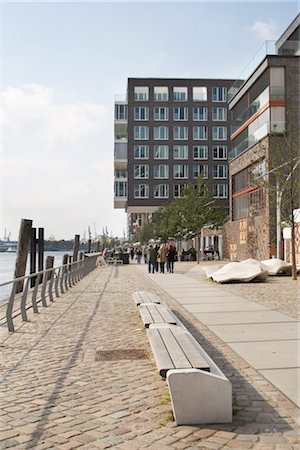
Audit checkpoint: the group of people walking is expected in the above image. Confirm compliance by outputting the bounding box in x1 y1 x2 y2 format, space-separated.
146 243 177 274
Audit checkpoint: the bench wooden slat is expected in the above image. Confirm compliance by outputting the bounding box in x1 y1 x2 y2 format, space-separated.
133 292 161 306
172 330 210 372
159 328 191 370
138 304 177 328
147 328 175 377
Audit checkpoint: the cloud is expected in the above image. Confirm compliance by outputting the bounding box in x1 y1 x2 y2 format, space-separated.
249 20 277 41
1 84 126 239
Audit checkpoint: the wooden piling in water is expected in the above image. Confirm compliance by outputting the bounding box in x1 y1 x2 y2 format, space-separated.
73 235 80 261
14 219 33 293
30 227 37 288
38 228 44 273
46 256 55 280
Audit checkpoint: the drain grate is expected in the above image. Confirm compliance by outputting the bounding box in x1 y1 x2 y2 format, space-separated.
95 349 149 361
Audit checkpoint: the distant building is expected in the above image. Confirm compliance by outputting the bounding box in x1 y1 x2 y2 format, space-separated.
224 14 300 261
114 78 236 239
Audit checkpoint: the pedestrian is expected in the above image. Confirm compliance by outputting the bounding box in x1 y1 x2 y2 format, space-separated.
130 248 134 260
136 248 142 264
155 244 160 272
158 244 167 273
167 244 176 273
147 245 156 274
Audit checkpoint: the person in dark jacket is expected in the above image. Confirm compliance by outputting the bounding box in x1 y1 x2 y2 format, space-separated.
147 245 156 273
167 244 176 273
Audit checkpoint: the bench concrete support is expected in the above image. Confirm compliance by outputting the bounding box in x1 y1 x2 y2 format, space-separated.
167 368 232 425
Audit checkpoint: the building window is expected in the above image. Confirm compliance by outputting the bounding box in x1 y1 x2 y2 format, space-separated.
173 87 188 101
134 126 149 140
115 104 127 120
174 184 187 198
134 164 149 179
134 107 149 121
193 126 208 140
212 87 227 102
154 126 169 140
232 193 248 220
154 184 169 198
249 188 266 215
193 107 208 121
134 145 149 159
213 146 227 160
212 107 227 121
213 165 228 179
114 181 127 197
193 145 208 160
154 107 169 121
233 168 248 194
173 107 188 121
134 184 149 198
174 164 188 179
193 165 208 179
213 184 228 198
154 164 169 179
115 169 127 179
173 145 188 160
154 86 168 101
154 145 169 159
212 126 227 140
193 87 207 101
134 86 149 101
174 126 188 140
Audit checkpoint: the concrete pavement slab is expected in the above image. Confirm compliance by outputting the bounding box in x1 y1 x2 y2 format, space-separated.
209 322 300 342
260 368 300 407
229 339 299 369
192 310 295 325
185 301 268 313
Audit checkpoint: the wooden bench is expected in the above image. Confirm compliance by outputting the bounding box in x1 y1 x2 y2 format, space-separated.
147 324 210 378
132 291 232 425
132 291 161 306
138 304 178 328
106 258 123 265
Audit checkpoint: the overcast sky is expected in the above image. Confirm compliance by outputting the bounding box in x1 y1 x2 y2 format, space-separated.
1 1 298 240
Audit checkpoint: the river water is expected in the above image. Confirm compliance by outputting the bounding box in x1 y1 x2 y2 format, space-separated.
0 251 73 301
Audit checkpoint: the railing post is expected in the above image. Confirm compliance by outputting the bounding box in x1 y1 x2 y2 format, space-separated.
40 271 48 307
32 273 42 313
20 278 30 322
6 281 18 332
48 269 55 302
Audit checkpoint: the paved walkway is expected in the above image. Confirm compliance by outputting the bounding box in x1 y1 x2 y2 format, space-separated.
0 262 299 449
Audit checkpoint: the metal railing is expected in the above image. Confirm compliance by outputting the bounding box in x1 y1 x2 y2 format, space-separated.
0 254 99 333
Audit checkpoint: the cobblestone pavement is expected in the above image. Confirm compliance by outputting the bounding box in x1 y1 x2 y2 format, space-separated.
0 263 299 449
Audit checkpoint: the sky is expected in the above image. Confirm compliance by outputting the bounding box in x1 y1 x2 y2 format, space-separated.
1 1 299 240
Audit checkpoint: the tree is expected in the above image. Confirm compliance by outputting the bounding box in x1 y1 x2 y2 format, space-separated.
152 176 228 254
254 122 299 280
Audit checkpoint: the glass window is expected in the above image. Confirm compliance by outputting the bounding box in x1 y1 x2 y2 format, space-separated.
114 181 127 197
173 145 188 160
134 184 149 198
212 126 227 140
232 193 248 219
193 126 208 140
212 107 227 121
134 86 149 101
173 107 188 121
173 87 188 101
154 107 169 121
174 126 188 140
154 165 169 179
115 169 127 178
154 86 169 101
134 107 149 121
174 184 187 198
154 145 169 159
174 164 188 179
213 146 227 160
115 104 127 120
233 168 248 194
154 184 169 198
193 165 208 179
193 107 208 121
134 164 149 179
193 145 208 160
249 188 266 215
213 165 228 179
212 87 227 102
154 126 169 140
134 126 149 140
193 87 207 101
213 184 228 198
134 145 149 159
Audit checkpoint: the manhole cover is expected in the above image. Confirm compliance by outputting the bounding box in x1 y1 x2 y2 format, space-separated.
95 349 149 361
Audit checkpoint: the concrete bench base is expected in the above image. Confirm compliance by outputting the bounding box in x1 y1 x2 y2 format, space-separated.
167 368 232 425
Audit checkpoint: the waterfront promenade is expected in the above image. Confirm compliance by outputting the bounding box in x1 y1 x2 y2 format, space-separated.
0 262 299 449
